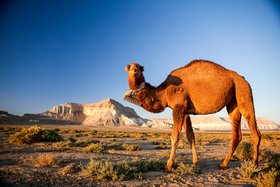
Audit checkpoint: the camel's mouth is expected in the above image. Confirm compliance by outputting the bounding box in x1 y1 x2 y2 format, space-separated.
123 90 142 107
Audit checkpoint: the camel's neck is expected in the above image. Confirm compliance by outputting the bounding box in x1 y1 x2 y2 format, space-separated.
136 83 167 113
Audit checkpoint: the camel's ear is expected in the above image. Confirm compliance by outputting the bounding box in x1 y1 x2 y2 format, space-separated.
140 65 144 72
125 65 130 72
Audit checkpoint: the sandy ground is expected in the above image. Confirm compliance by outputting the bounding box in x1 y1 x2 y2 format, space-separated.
0 124 279 187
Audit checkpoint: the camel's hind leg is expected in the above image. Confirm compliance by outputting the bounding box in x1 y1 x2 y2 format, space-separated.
183 115 198 164
219 99 242 169
234 75 261 166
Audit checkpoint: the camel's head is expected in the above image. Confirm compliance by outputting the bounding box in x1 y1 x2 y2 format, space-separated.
125 62 145 91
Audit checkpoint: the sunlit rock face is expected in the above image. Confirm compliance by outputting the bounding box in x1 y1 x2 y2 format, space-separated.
42 98 147 126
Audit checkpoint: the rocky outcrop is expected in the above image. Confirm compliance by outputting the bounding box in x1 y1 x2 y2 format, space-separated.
43 103 85 122
42 98 146 126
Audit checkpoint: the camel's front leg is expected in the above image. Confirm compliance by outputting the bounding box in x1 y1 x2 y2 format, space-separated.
165 105 185 171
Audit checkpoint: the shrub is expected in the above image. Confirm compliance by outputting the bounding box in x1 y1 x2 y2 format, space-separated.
174 163 201 175
42 129 63 142
8 125 63 144
82 143 106 153
33 154 58 167
122 144 142 151
256 168 279 187
234 142 253 161
259 149 274 162
75 139 99 147
268 153 280 170
165 163 201 182
239 160 260 179
81 158 165 181
55 140 74 147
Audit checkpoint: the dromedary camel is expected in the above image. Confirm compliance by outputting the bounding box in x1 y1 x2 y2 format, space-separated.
124 60 261 171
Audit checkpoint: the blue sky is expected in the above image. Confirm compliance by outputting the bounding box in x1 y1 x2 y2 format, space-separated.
1 0 280 124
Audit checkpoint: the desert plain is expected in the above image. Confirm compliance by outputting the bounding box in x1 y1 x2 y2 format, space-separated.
0 124 279 187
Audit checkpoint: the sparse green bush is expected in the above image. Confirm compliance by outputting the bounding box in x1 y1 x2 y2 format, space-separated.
75 139 99 147
256 168 279 187
81 158 165 181
174 163 201 175
268 153 280 170
234 142 253 161
82 143 106 153
259 149 274 162
55 140 74 147
41 129 63 142
165 163 201 182
239 160 260 179
8 125 63 144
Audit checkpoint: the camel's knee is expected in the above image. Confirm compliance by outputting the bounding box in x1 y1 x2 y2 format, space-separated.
232 135 242 145
251 133 261 147
171 136 180 146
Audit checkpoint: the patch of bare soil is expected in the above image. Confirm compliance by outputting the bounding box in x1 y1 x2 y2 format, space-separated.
0 125 279 186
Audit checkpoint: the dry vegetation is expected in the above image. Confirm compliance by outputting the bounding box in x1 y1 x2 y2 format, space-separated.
0 125 279 186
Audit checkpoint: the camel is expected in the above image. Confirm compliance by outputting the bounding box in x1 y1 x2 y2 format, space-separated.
124 59 261 171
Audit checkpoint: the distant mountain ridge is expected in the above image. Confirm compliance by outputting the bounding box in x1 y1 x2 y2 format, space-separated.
1 98 279 131
42 98 146 126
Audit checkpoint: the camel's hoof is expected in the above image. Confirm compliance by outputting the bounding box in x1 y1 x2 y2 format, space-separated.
218 164 228 170
164 165 173 172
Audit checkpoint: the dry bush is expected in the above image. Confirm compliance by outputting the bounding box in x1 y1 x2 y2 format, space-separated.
165 163 201 182
55 140 74 147
259 149 274 162
239 160 260 179
8 125 63 144
82 143 106 153
233 142 253 161
81 158 165 181
122 144 142 151
256 168 279 187
174 162 201 175
33 154 58 167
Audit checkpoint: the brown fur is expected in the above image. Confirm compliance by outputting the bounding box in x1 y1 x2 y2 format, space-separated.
125 59 261 171
125 62 145 91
